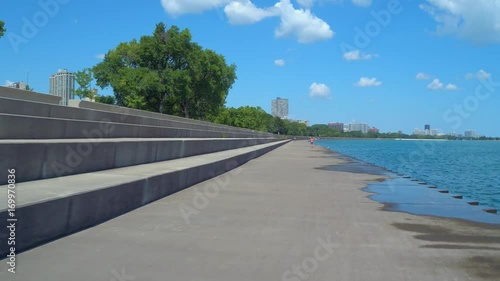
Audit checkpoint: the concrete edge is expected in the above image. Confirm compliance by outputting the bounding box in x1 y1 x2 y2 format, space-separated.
0 140 289 257
0 96 272 137
0 86 62 105
0 113 273 139
0 138 280 184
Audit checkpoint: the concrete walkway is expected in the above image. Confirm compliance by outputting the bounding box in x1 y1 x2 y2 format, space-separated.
1 141 499 280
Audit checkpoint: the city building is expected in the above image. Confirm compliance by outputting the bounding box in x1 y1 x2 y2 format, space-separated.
49 69 75 106
8 81 27 90
343 124 350 132
414 128 425 135
271 97 289 119
368 127 379 134
349 122 368 134
328 122 344 132
464 130 477 138
430 129 438 136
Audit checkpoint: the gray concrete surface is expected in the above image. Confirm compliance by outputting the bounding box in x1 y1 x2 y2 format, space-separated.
1 141 498 280
0 138 278 184
0 97 272 137
0 86 62 105
0 140 288 257
0 113 272 139
69 100 268 135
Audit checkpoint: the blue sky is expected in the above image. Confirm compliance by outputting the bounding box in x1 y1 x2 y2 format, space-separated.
1 0 499 136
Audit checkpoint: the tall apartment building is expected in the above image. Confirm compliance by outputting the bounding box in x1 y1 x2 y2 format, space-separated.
49 69 75 106
328 122 344 132
349 122 368 134
464 130 477 138
271 97 289 119
424 124 431 135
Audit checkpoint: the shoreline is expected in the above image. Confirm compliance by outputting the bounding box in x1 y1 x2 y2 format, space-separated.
2 140 499 280
313 137 500 141
315 143 500 226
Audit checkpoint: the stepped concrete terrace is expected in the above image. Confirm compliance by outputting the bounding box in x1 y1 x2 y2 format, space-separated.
0 86 61 105
0 97 273 139
0 138 278 184
1 141 499 281
0 91 287 261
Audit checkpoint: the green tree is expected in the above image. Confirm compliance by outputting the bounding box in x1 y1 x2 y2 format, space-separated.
268 117 286 134
125 92 147 109
0 20 5 38
93 23 236 119
214 106 270 131
74 68 94 100
95 95 115 105
25 85 34 91
287 121 308 136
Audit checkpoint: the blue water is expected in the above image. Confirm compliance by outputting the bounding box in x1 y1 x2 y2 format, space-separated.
317 139 500 210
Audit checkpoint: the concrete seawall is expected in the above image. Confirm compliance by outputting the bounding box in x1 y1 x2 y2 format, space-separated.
0 86 62 104
2 141 499 280
0 138 278 184
0 94 288 259
0 140 288 257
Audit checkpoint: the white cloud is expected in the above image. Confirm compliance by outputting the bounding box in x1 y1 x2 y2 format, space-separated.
426 78 460 91
420 0 500 44
354 77 381 87
160 0 231 16
445 83 460 90
161 0 334 44
343 50 377 61
224 1 280 24
465 69 491 80
274 59 285 66
275 0 334 43
427 78 443 90
352 0 372 8
309 82 331 98
96 54 105 60
296 0 314 8
416 72 432 80
4 80 14 87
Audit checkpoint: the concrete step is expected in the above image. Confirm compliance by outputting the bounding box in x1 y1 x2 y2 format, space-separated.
0 140 289 256
0 97 272 137
0 86 62 105
0 113 273 139
69 100 265 135
0 138 279 184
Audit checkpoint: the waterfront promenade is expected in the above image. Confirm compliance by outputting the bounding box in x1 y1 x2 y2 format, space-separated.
1 141 499 280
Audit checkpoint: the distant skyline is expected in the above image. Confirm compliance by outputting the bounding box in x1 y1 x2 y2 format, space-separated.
1 0 499 136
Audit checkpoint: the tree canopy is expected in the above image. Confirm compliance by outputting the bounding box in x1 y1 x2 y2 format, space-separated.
93 22 236 119
214 106 271 132
74 68 94 100
95 95 116 105
0 20 5 38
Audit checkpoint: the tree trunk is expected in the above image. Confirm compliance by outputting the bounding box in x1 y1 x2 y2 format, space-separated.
182 101 189 118
159 92 168 113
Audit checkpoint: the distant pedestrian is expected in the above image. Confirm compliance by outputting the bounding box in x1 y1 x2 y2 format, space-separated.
310 137 314 147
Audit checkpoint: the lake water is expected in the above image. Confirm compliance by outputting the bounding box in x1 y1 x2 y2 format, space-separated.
316 139 500 212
